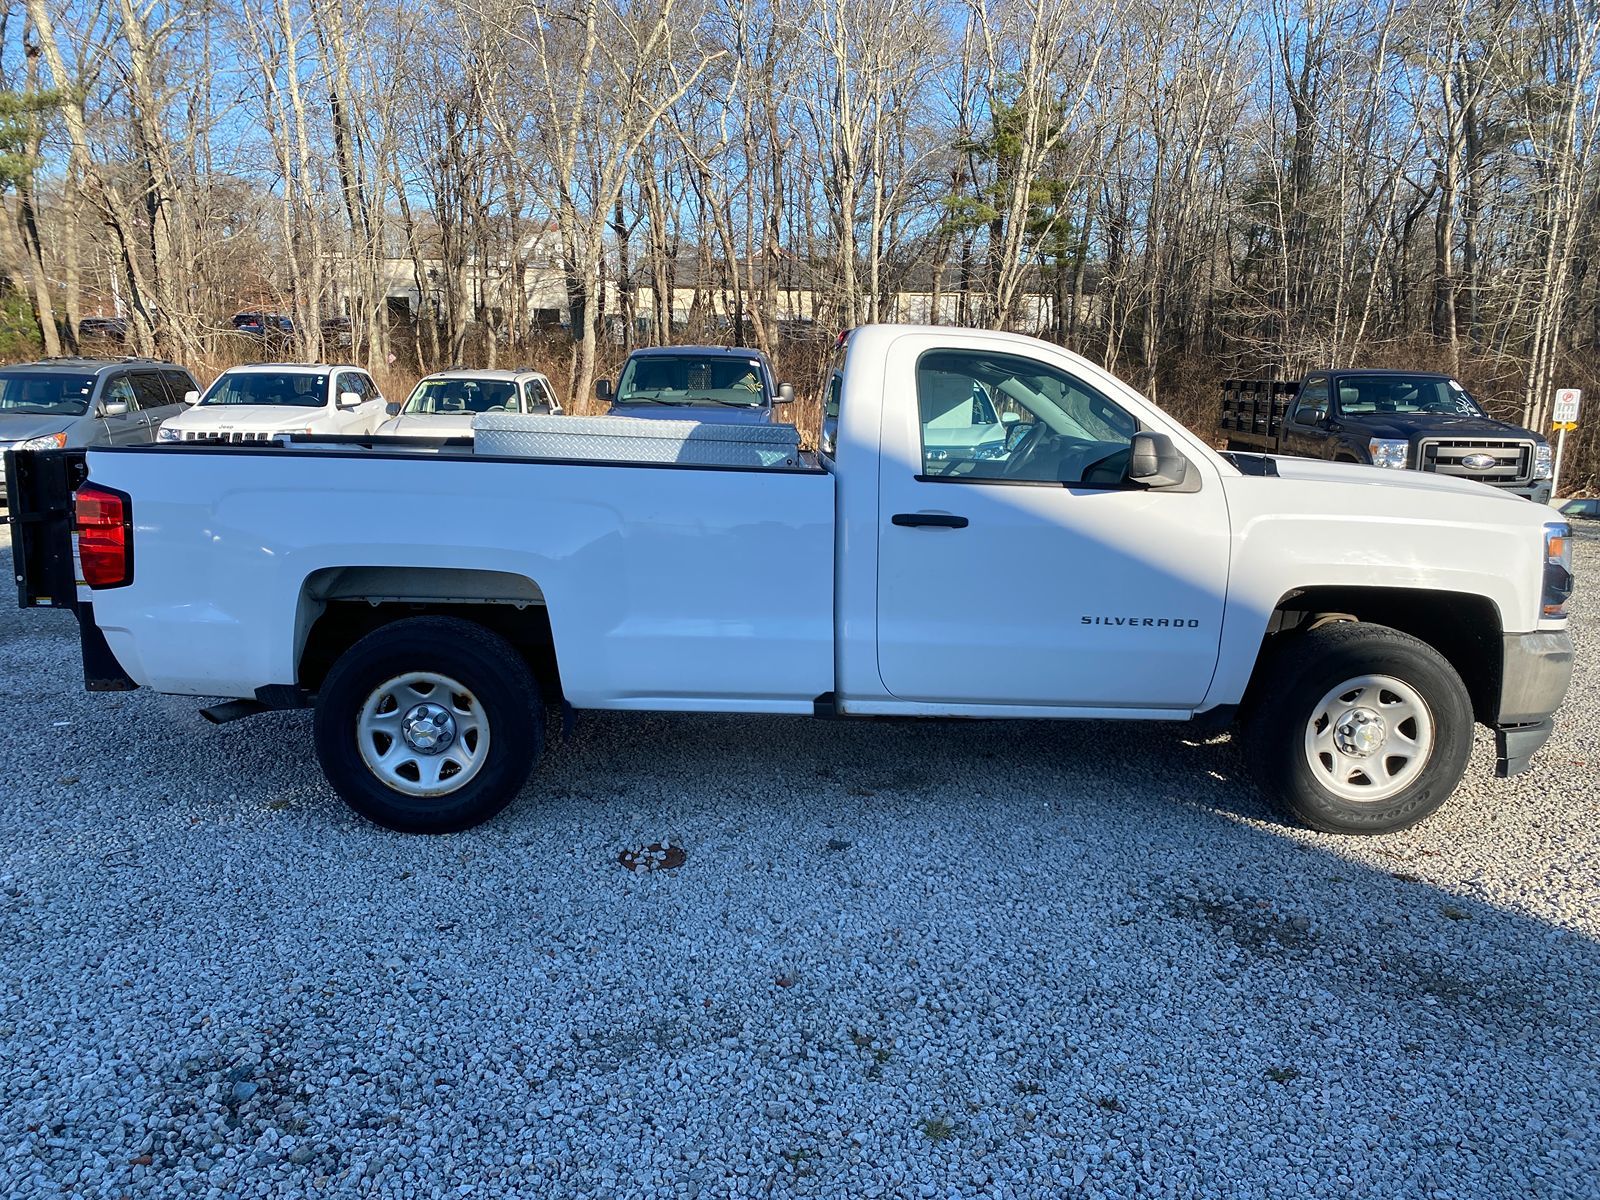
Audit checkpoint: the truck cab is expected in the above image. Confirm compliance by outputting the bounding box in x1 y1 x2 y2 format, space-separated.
596 346 793 425
1222 370 1553 502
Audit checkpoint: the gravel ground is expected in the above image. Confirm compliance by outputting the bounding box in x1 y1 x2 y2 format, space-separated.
1 522 1597 1200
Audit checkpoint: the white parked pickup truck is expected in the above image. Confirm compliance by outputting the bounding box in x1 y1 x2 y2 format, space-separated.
6 326 1574 836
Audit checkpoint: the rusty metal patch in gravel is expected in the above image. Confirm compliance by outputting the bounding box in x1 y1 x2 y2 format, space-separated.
618 842 686 872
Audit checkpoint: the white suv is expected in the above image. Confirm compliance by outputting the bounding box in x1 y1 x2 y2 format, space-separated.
158 363 387 443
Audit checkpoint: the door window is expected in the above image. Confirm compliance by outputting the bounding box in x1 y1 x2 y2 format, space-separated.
130 373 170 413
523 379 553 411
100 376 137 413
913 349 1136 486
333 372 359 404
1291 379 1330 425
160 369 195 403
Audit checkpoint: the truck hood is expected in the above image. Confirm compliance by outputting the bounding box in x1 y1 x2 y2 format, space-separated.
0 414 76 443
1265 454 1528 502
164 406 329 434
608 403 774 425
376 413 477 438
1350 412 1544 443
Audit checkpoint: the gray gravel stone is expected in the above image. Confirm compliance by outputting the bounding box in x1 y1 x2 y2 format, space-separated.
0 526 1597 1200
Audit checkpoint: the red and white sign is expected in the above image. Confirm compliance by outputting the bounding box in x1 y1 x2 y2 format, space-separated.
1553 388 1582 424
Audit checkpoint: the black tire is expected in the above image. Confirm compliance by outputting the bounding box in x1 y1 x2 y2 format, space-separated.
1242 622 1473 834
313 616 542 833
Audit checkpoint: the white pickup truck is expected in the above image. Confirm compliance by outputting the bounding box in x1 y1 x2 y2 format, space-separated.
6 326 1574 836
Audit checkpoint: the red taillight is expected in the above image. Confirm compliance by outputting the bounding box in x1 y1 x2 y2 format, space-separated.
75 484 133 589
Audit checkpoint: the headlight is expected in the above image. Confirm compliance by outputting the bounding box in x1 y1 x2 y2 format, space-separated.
1543 523 1573 618
157 426 182 442
1368 438 1410 469
1535 442 1553 479
15 432 68 451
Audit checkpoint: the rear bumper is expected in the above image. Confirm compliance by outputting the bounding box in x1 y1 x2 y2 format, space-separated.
1493 630 1574 777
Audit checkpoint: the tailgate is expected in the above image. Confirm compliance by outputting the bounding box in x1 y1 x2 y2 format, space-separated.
6 447 85 609
5 447 137 691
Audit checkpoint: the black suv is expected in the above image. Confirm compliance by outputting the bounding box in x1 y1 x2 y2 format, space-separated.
0 358 199 505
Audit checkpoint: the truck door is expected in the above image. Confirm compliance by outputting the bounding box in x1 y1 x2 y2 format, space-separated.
874 332 1230 710
1280 375 1332 458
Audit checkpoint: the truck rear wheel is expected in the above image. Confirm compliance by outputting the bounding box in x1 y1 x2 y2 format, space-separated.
1242 623 1473 834
313 617 542 833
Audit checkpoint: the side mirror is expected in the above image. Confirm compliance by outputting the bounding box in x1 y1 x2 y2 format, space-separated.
1126 431 1191 489
385 401 400 417
595 378 613 401
338 390 362 410
774 382 795 404
1000 411 1020 427
183 389 200 405
102 401 129 417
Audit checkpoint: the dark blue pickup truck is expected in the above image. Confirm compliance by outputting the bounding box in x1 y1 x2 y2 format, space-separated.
596 346 794 425
1220 369 1553 502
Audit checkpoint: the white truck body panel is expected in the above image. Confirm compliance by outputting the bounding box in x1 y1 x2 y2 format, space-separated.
78 324 1559 724
89 452 834 709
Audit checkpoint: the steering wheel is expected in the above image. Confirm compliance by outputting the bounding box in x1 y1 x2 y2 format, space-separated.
1001 423 1052 479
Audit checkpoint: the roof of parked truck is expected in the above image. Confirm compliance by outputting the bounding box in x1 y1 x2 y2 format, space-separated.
627 345 766 360
1318 368 1455 379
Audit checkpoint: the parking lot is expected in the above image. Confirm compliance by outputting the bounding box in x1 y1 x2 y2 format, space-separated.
0 523 1596 1200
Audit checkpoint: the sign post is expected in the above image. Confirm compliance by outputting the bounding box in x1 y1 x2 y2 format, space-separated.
1550 388 1582 503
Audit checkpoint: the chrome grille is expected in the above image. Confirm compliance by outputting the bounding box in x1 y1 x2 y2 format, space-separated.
184 430 271 442
1417 438 1533 487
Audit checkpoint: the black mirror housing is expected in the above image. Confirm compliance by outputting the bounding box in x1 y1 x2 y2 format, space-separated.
1127 431 1193 490
595 378 613 401
385 402 400 416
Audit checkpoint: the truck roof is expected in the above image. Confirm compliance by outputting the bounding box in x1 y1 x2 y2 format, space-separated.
1315 369 1455 380
627 345 765 360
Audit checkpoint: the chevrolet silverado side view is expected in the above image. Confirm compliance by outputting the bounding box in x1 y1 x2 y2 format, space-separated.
7 326 1575 836
1220 370 1553 502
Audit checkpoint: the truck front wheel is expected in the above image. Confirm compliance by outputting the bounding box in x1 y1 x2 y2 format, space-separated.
313 616 543 833
1243 623 1473 834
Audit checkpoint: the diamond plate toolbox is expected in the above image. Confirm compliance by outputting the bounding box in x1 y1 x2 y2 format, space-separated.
472 413 802 468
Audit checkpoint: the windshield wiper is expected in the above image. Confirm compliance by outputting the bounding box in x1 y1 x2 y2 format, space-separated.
681 396 760 407
617 396 690 405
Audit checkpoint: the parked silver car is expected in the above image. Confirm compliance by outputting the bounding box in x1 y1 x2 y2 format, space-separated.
376 368 562 438
0 358 199 505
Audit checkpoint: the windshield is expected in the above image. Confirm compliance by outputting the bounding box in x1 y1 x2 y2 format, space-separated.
0 372 96 417
201 372 327 408
1335 376 1486 418
403 377 519 415
615 354 767 407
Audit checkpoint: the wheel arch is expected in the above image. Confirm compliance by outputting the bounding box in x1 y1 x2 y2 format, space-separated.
295 566 562 703
1252 585 1503 724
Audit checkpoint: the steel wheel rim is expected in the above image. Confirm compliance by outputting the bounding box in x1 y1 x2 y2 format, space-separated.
1303 673 1434 803
357 671 490 798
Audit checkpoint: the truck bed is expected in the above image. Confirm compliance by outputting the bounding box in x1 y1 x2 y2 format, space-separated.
1218 379 1297 450
78 441 835 711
